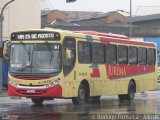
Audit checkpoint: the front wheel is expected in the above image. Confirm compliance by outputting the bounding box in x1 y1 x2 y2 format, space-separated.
31 98 44 105
72 84 89 105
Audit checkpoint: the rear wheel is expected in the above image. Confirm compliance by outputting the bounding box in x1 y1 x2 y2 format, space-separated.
72 84 89 105
118 81 136 101
31 98 44 105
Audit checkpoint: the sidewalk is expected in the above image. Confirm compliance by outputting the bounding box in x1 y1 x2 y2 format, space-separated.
0 89 8 97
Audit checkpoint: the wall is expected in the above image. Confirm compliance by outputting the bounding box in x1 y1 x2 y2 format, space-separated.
107 12 125 23
0 0 41 40
47 10 67 23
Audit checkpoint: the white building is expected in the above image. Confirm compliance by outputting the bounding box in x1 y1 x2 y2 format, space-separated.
0 0 41 40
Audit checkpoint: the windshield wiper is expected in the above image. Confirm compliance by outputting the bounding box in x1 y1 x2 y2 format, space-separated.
21 43 30 57
45 42 54 64
21 43 34 72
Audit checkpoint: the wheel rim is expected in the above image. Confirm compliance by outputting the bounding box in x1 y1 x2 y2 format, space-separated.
79 89 85 101
129 85 135 100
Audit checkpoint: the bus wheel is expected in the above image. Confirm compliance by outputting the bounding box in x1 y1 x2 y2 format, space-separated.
127 81 136 101
118 81 136 101
72 84 89 105
31 98 44 105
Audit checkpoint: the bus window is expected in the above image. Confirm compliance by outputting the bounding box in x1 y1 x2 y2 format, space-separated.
105 44 117 64
118 45 128 64
63 37 76 76
78 41 91 63
128 46 138 65
138 47 147 65
92 43 105 64
147 48 156 66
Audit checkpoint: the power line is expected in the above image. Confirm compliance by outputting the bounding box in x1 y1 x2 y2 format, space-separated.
41 0 53 11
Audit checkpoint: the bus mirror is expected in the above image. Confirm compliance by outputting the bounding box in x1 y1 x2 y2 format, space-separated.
3 41 10 61
66 48 71 60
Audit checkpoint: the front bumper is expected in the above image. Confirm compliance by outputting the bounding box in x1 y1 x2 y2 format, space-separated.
8 84 62 98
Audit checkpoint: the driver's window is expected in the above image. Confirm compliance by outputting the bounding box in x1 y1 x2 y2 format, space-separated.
63 37 76 76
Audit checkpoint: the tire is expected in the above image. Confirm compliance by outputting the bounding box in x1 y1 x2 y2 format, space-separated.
31 98 44 105
72 84 89 105
118 81 136 101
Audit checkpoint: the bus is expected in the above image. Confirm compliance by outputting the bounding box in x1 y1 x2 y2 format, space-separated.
7 28 157 105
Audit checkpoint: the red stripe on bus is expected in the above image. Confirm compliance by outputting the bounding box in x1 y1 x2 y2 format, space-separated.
100 37 155 47
105 65 155 79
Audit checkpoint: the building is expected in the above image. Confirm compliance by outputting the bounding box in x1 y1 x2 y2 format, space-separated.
41 10 102 28
0 0 41 40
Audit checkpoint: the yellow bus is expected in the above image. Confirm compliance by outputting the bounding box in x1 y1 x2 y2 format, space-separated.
7 28 157 105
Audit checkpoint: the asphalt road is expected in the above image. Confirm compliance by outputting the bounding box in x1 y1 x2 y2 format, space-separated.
0 91 160 120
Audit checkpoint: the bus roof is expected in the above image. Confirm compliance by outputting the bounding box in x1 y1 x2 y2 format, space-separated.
73 30 156 47
75 31 129 39
10 28 156 47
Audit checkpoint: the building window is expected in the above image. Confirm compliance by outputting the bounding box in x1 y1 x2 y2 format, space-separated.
78 41 91 63
92 43 105 64
118 45 128 64
105 44 117 64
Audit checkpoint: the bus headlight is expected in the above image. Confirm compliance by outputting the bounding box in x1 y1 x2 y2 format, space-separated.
8 80 18 88
45 79 60 88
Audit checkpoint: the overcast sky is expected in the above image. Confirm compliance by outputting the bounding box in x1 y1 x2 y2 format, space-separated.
46 0 160 15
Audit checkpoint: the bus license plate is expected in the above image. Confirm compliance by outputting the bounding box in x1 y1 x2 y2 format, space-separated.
27 90 35 93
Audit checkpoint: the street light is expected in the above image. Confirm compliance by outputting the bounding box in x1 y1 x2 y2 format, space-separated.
130 0 132 38
117 9 132 37
117 1 132 38
0 0 15 93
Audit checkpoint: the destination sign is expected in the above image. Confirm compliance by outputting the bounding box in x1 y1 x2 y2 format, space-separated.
11 31 60 41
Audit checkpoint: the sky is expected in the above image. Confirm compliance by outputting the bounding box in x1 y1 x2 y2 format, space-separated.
45 0 160 15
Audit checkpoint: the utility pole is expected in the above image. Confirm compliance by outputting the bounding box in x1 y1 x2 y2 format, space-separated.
0 0 15 93
130 0 132 38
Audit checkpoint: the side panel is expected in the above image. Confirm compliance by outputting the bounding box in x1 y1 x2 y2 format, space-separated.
117 79 129 94
64 81 73 97
102 80 117 95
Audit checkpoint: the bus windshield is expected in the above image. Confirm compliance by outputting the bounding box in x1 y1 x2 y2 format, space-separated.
10 43 62 74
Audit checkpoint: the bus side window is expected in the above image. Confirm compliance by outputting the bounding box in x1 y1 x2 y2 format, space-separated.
105 44 117 64
128 46 138 65
63 37 76 76
92 43 105 64
147 48 156 66
138 47 147 66
118 45 128 64
78 41 91 63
